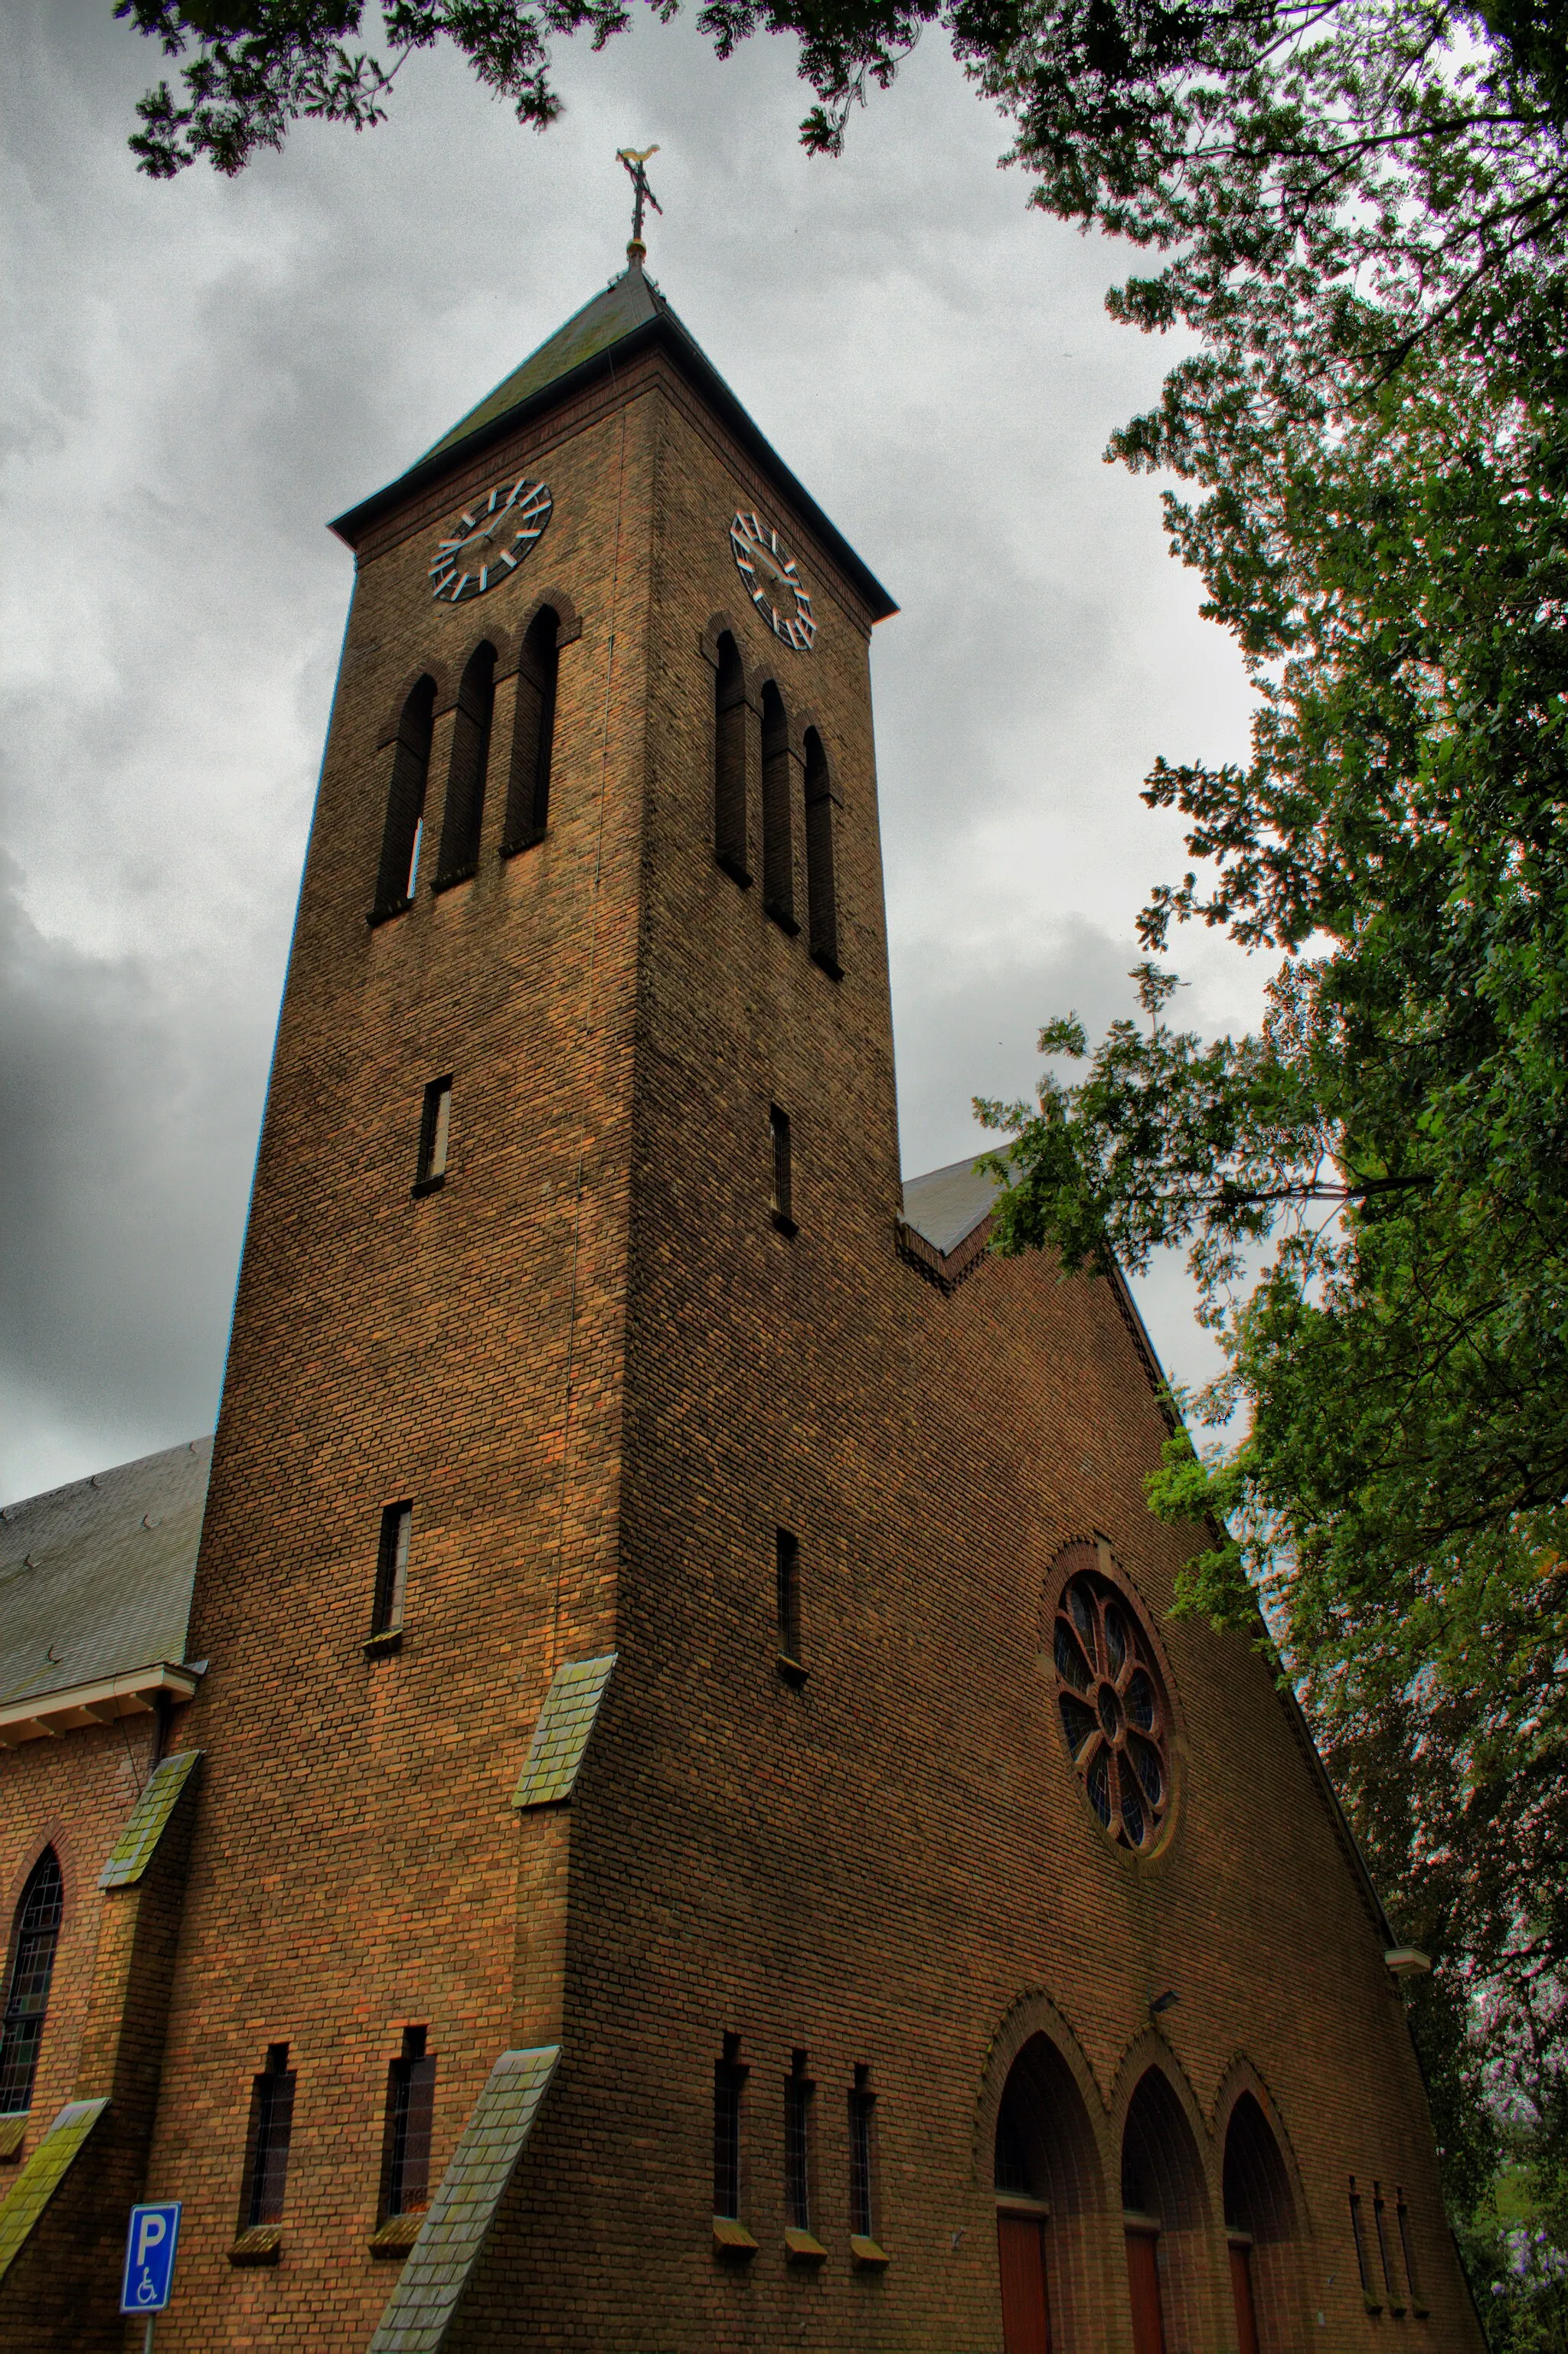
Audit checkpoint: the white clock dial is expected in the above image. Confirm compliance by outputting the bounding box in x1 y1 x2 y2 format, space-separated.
730 512 815 651
430 477 553 604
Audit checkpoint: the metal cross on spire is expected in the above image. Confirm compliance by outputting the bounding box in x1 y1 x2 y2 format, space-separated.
617 145 662 266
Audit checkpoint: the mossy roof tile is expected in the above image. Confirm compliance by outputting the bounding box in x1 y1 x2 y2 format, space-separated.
511 1655 616 1810
0 2099 109 2280
366 2046 560 2354
99 1748 202 1888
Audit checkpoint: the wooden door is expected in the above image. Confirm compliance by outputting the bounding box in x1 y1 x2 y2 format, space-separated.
1125 2225 1166 2354
998 2212 1051 2354
1230 2241 1260 2354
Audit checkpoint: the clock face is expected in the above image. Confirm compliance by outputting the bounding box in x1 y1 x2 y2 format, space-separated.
430 477 553 604
730 512 815 652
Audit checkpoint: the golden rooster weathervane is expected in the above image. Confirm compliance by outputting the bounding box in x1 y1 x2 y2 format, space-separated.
618 145 662 265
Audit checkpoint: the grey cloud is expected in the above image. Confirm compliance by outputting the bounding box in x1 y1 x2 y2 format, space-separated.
2 0 1256 1500
0 850 273 1493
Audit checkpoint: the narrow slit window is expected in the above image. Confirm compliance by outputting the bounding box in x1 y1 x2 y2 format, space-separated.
502 606 560 853
1348 2177 1378 2307
769 1106 795 1234
241 2043 296 2229
373 676 436 920
435 642 496 888
785 2052 813 2232
849 2066 876 2240
382 2026 437 2218
373 1502 413 1636
1373 2181 1403 2311
0 1848 64 2114
714 2033 746 2221
1396 2187 1426 2311
714 633 750 883
802 730 841 976
414 1078 452 1193
760 682 795 930
776 1529 802 1667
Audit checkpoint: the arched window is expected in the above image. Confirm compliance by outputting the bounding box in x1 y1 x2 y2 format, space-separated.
502 607 560 854
802 729 840 974
760 682 795 930
714 633 750 882
1223 2091 1300 2352
993 2032 1102 2354
435 642 496 888
373 675 436 918
1121 2069 1210 2354
0 1848 64 2114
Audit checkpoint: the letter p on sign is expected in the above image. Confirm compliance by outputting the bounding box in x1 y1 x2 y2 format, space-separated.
121 2202 181 2314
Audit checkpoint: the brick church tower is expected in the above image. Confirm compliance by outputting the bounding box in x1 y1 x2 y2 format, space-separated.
0 241 1481 2354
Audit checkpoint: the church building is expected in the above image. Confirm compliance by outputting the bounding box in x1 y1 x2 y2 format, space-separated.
0 222 1479 2352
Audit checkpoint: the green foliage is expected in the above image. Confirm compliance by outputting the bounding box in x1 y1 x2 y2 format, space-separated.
113 0 663 175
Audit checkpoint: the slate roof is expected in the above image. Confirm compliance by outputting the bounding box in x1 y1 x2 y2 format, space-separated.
901 1156 1007 1257
328 261 897 624
419 267 665 468
0 1439 210 1708
511 1656 616 1809
0 2100 109 2280
367 2045 561 2354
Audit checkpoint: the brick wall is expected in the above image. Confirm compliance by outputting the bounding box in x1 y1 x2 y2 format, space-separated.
0 1717 159 2164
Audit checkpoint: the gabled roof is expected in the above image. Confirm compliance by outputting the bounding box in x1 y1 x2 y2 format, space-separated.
0 1438 209 1711
328 261 897 624
901 1156 1005 1257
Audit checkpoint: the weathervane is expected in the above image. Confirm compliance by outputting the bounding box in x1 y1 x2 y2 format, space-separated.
617 145 662 266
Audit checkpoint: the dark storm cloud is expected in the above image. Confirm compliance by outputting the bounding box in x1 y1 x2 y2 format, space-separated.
0 848 274 1474
2 0 1259 1497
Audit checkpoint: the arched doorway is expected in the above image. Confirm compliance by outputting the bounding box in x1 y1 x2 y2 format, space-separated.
1120 2068 1211 2354
1223 2091 1301 2352
992 2033 1103 2353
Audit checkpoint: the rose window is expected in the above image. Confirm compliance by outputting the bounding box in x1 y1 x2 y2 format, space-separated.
1052 1563 1171 1851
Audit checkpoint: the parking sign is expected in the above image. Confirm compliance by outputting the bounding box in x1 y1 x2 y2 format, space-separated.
121 2202 181 2314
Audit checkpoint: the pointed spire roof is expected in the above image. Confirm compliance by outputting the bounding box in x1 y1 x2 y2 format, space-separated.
420 266 665 469
330 264 896 622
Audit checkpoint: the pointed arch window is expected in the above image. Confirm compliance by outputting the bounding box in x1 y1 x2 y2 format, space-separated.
435 642 496 889
0 1849 64 2114
502 607 560 855
714 633 750 883
373 675 436 920
802 729 840 975
760 683 795 930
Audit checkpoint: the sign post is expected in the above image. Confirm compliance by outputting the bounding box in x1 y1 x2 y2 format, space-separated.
120 2202 181 2349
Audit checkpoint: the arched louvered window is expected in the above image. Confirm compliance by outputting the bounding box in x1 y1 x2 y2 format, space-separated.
760 682 795 930
714 633 750 883
373 675 436 919
0 1849 64 2114
435 642 496 888
802 729 840 975
502 607 560 855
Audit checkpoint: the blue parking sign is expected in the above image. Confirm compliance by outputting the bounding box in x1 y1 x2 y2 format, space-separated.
121 2202 181 2314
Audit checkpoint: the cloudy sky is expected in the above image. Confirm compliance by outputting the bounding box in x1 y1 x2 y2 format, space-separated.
2 0 1263 1503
